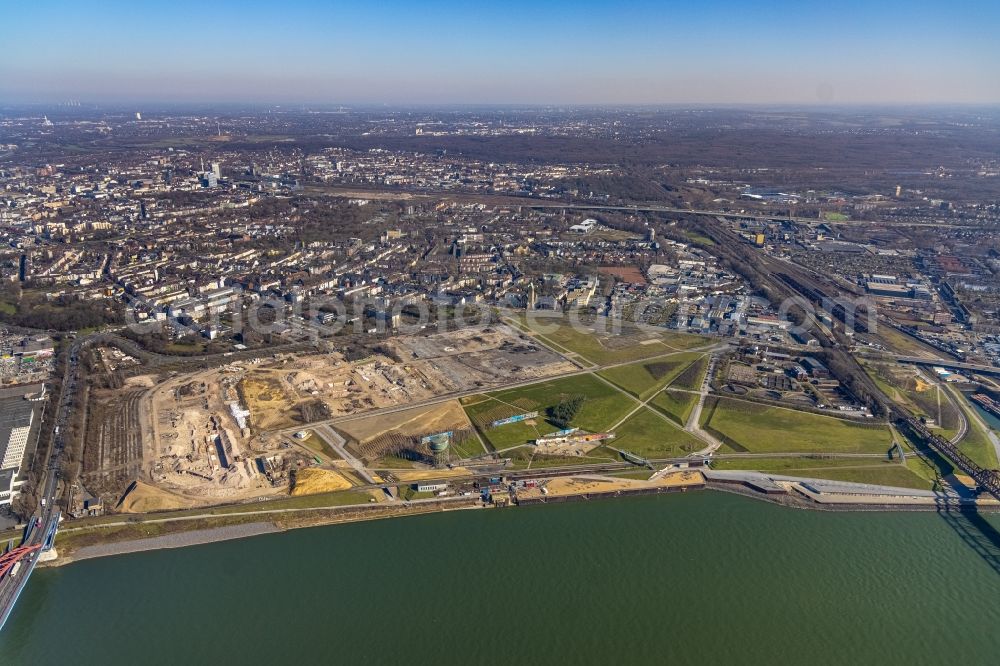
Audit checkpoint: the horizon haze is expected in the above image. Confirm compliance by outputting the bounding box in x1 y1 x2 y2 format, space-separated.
3 0 1000 106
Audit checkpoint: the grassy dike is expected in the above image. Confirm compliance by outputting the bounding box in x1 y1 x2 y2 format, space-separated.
30 457 975 569
46 494 481 566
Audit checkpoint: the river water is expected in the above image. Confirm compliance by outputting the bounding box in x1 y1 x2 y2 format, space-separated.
971 399 1000 433
2 491 1000 665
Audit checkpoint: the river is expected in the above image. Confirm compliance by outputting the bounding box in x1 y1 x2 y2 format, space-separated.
2 491 1000 664
971 399 1000 433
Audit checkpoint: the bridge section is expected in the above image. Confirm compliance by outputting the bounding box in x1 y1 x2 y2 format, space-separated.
898 418 1000 501
0 510 60 630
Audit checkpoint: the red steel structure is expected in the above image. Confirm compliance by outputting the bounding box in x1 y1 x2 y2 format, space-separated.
0 546 41 579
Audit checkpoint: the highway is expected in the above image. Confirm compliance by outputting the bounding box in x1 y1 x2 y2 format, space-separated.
895 355 1000 377
0 336 82 630
522 202 995 229
308 185 998 230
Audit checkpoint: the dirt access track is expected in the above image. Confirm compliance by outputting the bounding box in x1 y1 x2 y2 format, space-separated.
241 323 576 432
129 323 574 508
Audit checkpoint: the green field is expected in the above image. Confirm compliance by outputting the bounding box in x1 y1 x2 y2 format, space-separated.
650 388 699 425
873 325 942 357
669 356 708 391
781 466 933 491
298 434 341 460
711 456 934 490
480 419 549 450
372 455 419 469
906 454 948 488
683 231 716 246
611 406 703 458
463 374 636 449
449 435 487 460
863 362 962 439
702 397 893 454
512 314 708 365
597 352 701 400
609 470 657 480
398 486 436 501
955 396 999 470
867 362 927 415
71 488 376 528
711 456 887 472
210 490 374 512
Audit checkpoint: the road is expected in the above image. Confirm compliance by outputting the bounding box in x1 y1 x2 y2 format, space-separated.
0 336 82 630
688 354 724 456
522 202 996 229
57 494 478 535
703 468 948 500
267 339 725 437
957 390 1000 463
311 425 378 485
895 355 1000 377
55 447 935 543
308 185 997 229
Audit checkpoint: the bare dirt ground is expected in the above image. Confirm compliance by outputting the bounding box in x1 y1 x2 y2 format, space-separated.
120 325 572 509
236 324 574 432
531 439 604 457
123 375 156 389
137 363 312 508
119 481 198 513
387 324 575 389
291 468 353 495
517 470 704 500
391 467 474 482
337 400 472 444
83 388 145 493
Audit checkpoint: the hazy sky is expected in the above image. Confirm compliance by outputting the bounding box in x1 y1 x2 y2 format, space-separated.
3 0 999 105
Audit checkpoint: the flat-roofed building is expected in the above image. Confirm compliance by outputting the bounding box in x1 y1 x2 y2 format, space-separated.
0 396 35 506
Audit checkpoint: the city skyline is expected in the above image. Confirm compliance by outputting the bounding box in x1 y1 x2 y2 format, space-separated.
3 0 1000 105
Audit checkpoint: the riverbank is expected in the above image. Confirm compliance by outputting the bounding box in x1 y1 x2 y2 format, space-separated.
41 469 1000 568
45 496 483 567
58 523 281 563
8 491 1000 665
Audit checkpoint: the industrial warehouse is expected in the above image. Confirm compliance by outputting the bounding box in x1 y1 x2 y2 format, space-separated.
0 386 44 509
